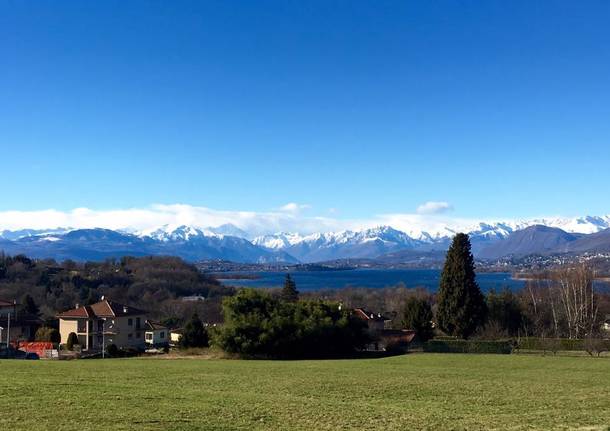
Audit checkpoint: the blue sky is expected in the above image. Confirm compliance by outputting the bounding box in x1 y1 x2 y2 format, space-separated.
1 1 610 225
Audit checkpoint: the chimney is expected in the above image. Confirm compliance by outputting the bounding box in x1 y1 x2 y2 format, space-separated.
101 295 105 301
75 303 80 309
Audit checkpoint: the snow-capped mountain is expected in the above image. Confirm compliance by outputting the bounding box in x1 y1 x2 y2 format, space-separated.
253 226 424 262
2 215 610 263
251 216 610 262
0 226 297 264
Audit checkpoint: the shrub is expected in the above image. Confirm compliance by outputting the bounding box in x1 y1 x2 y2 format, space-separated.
35 326 61 343
66 332 79 351
213 289 369 359
584 338 610 357
424 339 513 354
516 337 585 352
106 343 119 357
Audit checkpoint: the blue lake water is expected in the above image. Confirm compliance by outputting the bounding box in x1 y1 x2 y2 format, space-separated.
218 269 525 292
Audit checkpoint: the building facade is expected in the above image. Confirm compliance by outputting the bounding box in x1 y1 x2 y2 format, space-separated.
57 299 148 351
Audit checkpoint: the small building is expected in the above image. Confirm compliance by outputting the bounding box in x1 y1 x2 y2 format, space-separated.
353 308 392 332
144 321 169 347
170 329 183 346
57 298 148 351
0 299 42 343
352 307 415 352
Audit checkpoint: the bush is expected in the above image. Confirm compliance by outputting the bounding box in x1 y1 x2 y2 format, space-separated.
516 337 585 352
424 339 513 354
66 332 79 351
213 289 370 359
584 338 610 357
35 326 61 343
106 343 119 357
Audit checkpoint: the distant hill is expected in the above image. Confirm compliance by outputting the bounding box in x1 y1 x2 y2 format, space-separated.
478 225 581 259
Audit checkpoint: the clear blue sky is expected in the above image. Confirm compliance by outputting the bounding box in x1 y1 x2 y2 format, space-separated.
2 1 610 219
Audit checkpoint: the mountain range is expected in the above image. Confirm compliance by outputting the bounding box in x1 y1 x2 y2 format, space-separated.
2 216 610 264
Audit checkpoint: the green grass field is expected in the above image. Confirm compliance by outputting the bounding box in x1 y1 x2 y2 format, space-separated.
1 354 609 430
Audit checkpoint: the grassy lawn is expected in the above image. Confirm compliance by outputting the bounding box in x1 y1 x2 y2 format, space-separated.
1 354 610 431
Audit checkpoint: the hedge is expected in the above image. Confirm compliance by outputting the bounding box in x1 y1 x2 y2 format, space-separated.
516 338 585 352
423 339 513 354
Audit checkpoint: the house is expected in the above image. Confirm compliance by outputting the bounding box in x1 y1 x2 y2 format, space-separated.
353 308 392 332
144 321 169 347
352 307 415 352
57 298 148 351
170 329 183 346
0 299 42 343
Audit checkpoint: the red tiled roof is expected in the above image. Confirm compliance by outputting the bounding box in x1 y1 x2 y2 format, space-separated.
57 299 147 319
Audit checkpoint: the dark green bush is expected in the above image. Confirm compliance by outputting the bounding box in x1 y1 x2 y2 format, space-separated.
213 289 370 359
424 339 513 354
516 337 586 352
106 343 119 357
66 332 79 350
35 326 61 343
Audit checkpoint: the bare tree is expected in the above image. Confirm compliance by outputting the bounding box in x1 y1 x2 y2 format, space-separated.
552 264 598 339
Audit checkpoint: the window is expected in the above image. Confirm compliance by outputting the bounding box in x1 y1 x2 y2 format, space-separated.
136 332 141 338
160 331 165 339
136 317 141 329
128 318 133 326
145 333 152 341
128 333 133 339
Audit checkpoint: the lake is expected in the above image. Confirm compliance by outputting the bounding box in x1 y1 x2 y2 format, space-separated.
217 269 525 292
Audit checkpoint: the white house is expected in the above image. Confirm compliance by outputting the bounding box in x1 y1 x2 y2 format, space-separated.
144 321 169 347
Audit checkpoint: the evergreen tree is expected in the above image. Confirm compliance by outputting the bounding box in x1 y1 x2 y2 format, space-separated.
179 313 209 348
280 274 299 302
437 233 487 339
402 297 434 342
21 294 39 316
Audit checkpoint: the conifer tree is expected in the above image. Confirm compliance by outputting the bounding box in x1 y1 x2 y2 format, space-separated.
21 294 39 316
179 313 208 348
280 274 299 302
436 233 487 339
402 297 434 342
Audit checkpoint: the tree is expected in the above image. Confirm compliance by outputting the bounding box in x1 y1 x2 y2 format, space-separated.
21 294 39 316
35 326 61 343
437 233 487 339
402 297 434 342
179 313 209 348
486 289 525 336
66 332 79 350
281 274 299 302
553 265 598 339
213 289 369 359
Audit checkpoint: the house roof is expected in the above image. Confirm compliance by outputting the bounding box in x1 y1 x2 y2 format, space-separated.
57 299 147 319
144 320 167 331
379 329 417 344
0 299 16 308
353 308 390 322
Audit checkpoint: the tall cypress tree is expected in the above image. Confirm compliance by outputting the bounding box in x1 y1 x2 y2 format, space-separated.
281 274 299 302
437 233 487 339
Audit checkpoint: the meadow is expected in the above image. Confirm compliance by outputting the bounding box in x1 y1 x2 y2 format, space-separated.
1 354 609 431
